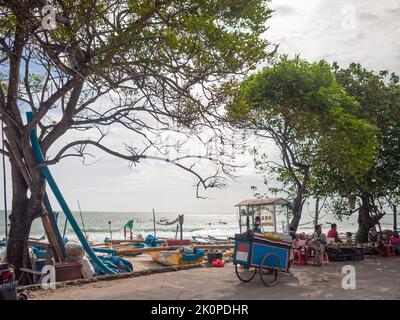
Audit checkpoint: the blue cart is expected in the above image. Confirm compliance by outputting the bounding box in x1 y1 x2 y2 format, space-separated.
233 231 292 287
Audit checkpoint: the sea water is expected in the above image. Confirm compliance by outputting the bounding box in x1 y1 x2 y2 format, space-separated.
0 210 395 243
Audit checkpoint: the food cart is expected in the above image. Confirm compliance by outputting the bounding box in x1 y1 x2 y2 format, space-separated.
233 198 293 287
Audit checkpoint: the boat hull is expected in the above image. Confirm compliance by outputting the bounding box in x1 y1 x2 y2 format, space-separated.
149 250 204 266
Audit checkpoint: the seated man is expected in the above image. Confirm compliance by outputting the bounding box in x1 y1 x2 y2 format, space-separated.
253 216 262 233
307 224 327 266
368 227 379 245
327 223 339 243
345 232 353 245
368 226 386 254
390 232 400 256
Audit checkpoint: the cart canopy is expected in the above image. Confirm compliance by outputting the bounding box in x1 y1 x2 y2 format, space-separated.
235 198 291 207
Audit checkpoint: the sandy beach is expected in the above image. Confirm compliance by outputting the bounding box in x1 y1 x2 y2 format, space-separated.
29 255 400 300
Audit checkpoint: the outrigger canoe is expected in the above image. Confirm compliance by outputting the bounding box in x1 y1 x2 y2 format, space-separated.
149 249 205 266
93 242 146 256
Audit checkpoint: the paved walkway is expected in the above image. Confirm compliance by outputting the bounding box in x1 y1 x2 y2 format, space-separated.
32 256 400 300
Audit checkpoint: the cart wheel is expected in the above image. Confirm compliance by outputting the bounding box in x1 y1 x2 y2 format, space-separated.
235 264 257 282
259 253 281 287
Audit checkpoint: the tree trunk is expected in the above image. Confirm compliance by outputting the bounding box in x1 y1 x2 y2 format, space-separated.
356 195 374 243
6 162 30 273
6 159 46 276
314 197 320 228
290 194 304 232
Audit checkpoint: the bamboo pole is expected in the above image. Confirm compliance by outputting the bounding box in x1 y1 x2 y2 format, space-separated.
104 239 145 244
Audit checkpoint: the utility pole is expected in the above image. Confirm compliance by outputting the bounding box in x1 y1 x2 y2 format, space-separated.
394 205 397 232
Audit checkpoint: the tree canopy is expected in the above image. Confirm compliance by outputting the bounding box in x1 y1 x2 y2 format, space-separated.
226 56 378 230
0 0 274 271
329 63 400 240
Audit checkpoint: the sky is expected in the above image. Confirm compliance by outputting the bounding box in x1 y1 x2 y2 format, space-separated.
1 0 400 214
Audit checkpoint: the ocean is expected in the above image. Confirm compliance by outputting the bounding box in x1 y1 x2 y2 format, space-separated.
0 210 396 243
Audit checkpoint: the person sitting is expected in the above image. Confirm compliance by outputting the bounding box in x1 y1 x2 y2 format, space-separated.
307 224 327 266
368 227 379 246
390 232 400 256
253 216 262 233
368 226 386 254
327 223 339 242
345 232 353 245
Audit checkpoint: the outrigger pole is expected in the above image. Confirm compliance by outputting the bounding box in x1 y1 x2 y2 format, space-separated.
27 112 115 275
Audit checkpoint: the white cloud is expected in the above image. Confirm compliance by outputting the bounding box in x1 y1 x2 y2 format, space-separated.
2 0 399 214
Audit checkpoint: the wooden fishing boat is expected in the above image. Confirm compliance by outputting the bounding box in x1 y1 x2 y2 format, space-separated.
149 249 205 266
93 242 146 256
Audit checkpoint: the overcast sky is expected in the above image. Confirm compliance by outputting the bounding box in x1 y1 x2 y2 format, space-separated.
2 0 400 214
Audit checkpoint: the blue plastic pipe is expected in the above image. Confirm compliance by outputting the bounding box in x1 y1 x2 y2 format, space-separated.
27 112 115 275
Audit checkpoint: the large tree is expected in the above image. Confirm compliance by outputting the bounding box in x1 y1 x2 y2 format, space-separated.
226 56 378 231
330 63 400 241
0 0 273 271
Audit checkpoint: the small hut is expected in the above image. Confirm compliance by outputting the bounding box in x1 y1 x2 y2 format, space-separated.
235 198 291 233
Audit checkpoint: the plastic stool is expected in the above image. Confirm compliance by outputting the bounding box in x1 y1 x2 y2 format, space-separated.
385 244 395 257
293 248 307 266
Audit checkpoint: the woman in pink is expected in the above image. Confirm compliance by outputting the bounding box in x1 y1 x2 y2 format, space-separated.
390 232 400 255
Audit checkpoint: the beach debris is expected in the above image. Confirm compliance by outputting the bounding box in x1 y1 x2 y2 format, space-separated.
65 240 85 262
81 256 95 279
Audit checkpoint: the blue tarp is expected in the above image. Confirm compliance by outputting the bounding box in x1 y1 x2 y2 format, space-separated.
144 235 163 247
91 256 133 275
32 246 48 260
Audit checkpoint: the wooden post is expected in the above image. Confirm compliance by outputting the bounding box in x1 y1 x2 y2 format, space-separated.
246 205 250 231
394 206 397 232
179 214 184 247
314 197 320 228
108 221 112 242
41 207 64 262
63 217 68 239
152 209 157 237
